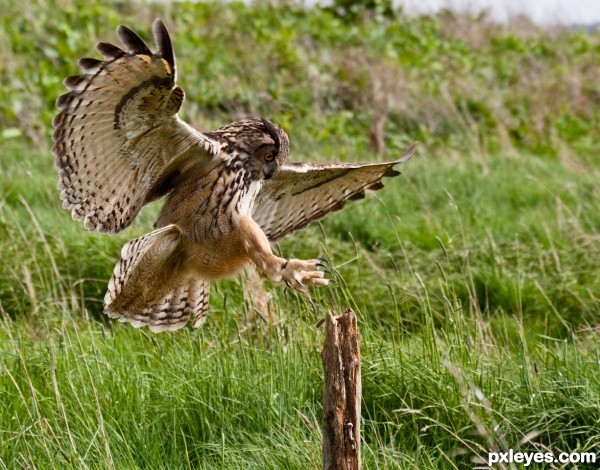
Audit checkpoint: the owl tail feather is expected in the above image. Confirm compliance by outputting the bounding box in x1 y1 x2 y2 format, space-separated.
103 224 210 332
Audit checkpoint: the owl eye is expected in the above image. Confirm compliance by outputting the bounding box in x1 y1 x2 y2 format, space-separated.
264 153 276 162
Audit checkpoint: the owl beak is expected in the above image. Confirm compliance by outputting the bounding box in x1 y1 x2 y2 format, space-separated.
263 165 277 180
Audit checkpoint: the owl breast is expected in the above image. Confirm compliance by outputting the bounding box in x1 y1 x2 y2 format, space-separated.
156 163 262 244
238 180 262 215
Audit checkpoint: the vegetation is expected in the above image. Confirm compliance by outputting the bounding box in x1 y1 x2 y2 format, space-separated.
1 0 600 468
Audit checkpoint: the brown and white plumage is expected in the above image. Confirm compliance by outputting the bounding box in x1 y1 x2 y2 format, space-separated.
52 19 415 332
103 225 210 331
253 148 416 241
53 20 217 233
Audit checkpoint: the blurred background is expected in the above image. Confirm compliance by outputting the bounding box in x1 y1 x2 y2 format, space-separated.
1 1 599 468
402 0 600 26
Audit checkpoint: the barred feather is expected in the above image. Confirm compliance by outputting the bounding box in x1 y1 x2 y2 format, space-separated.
252 143 417 241
52 19 218 234
104 225 210 332
106 279 210 332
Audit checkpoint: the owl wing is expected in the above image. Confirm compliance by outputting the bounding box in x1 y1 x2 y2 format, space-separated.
52 19 220 234
252 143 417 242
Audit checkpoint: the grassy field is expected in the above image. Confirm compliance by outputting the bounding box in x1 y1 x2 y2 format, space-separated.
2 1 600 468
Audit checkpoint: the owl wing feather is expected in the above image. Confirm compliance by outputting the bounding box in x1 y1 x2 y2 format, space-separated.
106 277 210 333
103 224 211 332
52 19 219 234
252 143 416 241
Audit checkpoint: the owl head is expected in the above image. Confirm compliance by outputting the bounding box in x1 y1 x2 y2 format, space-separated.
212 118 289 181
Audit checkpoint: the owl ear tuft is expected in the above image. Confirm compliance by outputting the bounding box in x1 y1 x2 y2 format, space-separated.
261 118 289 161
261 118 280 149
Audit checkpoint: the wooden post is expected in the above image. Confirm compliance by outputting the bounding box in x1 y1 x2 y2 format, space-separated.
321 308 361 470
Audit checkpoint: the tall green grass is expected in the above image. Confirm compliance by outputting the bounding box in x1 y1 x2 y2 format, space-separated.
2 139 600 468
2 1 600 468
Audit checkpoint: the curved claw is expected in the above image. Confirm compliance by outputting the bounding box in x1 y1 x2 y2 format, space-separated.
280 258 329 298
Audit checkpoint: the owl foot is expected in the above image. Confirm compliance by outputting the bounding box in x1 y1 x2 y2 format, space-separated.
281 258 330 297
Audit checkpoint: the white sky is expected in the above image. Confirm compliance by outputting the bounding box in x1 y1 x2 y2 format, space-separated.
398 0 600 25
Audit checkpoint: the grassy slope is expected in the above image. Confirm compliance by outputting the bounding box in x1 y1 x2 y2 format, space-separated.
1 1 600 468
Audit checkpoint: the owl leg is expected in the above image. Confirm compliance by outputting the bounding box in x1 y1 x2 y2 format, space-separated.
238 216 329 296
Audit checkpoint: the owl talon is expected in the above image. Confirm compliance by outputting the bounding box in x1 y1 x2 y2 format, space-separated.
279 258 330 296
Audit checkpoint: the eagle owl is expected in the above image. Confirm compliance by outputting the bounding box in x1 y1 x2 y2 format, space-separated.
52 19 415 332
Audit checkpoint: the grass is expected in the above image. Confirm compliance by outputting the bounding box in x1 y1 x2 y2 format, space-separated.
2 1 600 468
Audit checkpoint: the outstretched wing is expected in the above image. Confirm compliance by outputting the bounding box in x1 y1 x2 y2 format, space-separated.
252 143 417 242
52 19 219 233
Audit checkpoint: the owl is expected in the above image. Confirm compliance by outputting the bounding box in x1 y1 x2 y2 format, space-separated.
52 19 415 332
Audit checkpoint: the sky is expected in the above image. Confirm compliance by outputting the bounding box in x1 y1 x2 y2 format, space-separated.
398 0 600 25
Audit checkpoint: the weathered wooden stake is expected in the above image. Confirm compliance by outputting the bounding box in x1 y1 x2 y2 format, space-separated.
321 308 361 470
